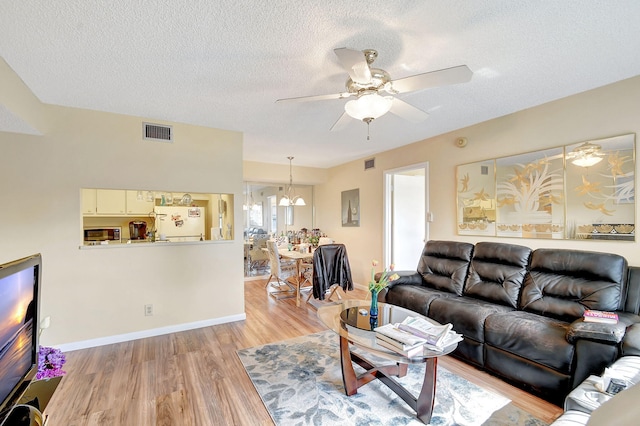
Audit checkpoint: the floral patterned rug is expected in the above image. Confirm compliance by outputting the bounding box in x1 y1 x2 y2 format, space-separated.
236 330 548 426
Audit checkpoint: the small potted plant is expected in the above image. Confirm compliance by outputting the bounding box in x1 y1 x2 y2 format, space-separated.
19 346 66 412
36 346 66 380
308 236 320 247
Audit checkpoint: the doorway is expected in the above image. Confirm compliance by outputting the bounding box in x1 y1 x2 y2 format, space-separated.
268 195 277 234
384 163 429 270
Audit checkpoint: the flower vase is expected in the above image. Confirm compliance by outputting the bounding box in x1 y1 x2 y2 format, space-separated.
369 289 379 318
369 289 379 329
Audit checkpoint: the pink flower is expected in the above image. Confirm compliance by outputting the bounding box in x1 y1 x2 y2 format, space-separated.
36 346 66 380
369 260 399 293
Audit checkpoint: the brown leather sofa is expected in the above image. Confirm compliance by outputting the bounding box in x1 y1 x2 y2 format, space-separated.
380 240 640 405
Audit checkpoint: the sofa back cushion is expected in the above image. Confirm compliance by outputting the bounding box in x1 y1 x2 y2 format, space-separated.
520 248 627 321
417 240 474 296
624 266 640 314
463 242 532 308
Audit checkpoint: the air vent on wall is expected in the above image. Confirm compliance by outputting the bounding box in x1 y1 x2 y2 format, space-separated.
364 158 375 170
143 123 173 142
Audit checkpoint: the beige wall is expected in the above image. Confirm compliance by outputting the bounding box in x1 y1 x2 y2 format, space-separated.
244 160 328 185
314 75 640 286
1 64 244 348
0 58 50 134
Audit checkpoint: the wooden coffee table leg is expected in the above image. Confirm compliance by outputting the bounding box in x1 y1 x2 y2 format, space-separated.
416 357 437 424
339 334 358 395
339 333 438 424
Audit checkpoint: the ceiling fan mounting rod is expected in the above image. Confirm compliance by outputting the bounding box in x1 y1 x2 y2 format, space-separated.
363 49 378 65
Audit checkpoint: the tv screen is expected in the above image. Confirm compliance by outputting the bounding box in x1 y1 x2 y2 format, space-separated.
0 254 41 422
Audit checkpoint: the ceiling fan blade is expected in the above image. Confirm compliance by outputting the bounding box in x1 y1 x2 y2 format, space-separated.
389 98 429 123
330 112 352 132
334 47 372 84
390 65 473 94
276 92 352 103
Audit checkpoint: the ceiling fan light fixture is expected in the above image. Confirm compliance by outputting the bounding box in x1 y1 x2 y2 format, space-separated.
568 142 604 167
344 92 393 121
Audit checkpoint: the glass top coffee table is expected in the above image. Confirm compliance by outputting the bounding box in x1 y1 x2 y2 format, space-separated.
318 299 458 424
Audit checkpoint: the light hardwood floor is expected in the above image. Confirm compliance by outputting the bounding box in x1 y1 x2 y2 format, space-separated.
44 279 563 425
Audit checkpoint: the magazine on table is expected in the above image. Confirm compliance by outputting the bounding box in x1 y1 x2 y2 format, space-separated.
397 316 454 347
374 323 426 348
375 330 425 351
374 316 463 353
376 338 426 357
423 331 463 351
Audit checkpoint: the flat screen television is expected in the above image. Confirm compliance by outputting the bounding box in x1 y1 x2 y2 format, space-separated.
0 254 41 423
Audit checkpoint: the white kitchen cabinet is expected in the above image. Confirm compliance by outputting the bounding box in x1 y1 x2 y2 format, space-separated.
81 189 97 215
96 189 126 215
126 191 155 215
169 192 209 203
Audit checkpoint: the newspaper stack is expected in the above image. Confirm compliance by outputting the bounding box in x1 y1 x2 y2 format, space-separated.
374 316 463 355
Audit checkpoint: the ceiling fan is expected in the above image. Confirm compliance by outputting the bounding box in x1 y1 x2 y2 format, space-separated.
276 47 473 134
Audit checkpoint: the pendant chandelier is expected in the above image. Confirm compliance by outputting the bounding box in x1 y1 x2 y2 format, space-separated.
279 156 306 206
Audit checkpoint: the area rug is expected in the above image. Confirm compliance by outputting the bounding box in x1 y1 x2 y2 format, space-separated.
237 330 548 426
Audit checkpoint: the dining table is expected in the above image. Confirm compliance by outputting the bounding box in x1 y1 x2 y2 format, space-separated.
278 247 314 307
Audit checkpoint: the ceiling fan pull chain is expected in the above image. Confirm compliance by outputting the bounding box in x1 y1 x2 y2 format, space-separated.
367 121 370 140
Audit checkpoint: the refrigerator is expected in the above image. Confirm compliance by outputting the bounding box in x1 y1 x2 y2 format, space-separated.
154 206 206 241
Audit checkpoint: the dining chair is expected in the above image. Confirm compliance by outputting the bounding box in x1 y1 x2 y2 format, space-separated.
248 236 269 273
307 243 353 303
265 241 298 295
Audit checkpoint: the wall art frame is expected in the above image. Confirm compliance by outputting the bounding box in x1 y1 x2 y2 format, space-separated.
341 188 360 227
456 133 635 241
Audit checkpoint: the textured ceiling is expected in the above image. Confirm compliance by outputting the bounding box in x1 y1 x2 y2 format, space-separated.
1 1 640 168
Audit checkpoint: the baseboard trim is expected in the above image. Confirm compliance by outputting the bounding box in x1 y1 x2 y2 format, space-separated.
353 282 367 291
56 313 247 352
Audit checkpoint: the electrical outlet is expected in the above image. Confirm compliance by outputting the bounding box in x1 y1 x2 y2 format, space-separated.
144 304 153 316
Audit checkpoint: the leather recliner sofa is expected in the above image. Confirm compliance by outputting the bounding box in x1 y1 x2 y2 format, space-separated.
380 240 640 405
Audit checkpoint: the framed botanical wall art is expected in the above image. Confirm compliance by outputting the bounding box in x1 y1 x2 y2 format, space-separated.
565 134 635 241
455 133 635 241
495 147 564 239
456 160 496 236
342 188 359 227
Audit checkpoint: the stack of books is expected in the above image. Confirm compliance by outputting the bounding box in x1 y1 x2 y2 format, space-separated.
583 310 619 324
374 316 463 357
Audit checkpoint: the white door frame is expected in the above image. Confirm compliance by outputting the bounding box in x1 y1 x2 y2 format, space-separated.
383 162 429 268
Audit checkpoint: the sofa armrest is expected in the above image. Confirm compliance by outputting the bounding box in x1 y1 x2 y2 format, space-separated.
622 323 640 356
376 271 422 303
390 270 422 287
566 318 626 345
374 270 422 287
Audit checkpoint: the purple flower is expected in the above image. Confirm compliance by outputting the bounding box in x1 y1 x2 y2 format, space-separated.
36 346 66 380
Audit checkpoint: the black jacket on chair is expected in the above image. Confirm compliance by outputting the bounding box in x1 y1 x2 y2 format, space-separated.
312 244 353 300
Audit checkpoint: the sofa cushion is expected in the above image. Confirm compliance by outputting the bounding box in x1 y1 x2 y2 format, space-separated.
416 240 474 296
463 242 532 308
485 311 574 373
384 285 450 317
429 296 514 342
520 249 627 322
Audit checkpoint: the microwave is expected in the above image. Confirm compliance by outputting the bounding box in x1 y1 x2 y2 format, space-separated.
84 227 121 243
